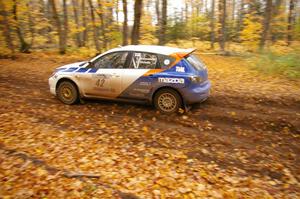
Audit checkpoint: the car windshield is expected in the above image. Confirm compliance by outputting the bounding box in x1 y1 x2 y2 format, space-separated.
185 54 206 71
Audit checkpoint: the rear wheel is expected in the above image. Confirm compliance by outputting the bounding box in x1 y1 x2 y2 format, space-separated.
154 88 182 114
57 81 78 105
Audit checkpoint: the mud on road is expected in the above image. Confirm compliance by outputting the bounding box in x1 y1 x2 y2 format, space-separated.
0 53 299 198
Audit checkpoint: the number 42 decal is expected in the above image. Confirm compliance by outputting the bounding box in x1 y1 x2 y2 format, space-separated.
96 78 105 87
95 74 106 87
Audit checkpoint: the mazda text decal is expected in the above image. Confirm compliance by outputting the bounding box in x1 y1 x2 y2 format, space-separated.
158 77 185 84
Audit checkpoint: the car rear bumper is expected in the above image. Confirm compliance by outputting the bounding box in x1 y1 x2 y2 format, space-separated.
182 80 211 104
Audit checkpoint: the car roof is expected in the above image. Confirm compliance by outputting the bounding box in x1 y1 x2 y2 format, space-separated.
90 45 196 62
107 45 195 56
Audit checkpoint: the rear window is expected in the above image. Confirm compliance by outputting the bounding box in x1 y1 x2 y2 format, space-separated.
186 54 206 70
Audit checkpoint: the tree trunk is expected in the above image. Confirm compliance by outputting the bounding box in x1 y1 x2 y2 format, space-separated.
271 0 282 43
72 0 83 47
158 0 167 45
81 0 88 47
115 0 119 24
218 0 226 52
0 0 15 57
287 0 295 46
105 0 114 48
259 0 272 50
210 0 215 49
107 0 114 25
12 0 30 53
49 0 66 54
131 0 143 45
155 0 160 25
232 0 235 21
236 0 244 42
185 1 188 23
155 0 160 39
45 0 54 45
27 2 34 48
62 0 68 50
39 0 50 44
96 0 108 49
88 0 101 52
122 0 128 45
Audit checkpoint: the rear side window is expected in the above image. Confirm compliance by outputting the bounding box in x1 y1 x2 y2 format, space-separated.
129 52 158 69
157 54 175 69
186 54 206 70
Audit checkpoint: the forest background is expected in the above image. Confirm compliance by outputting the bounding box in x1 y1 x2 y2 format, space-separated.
0 0 300 78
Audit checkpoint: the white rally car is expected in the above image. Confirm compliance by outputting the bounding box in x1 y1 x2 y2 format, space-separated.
49 45 211 113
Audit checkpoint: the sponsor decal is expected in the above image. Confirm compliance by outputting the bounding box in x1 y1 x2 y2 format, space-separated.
133 88 150 94
176 66 185 72
158 77 185 84
139 82 151 86
93 74 111 88
164 59 170 65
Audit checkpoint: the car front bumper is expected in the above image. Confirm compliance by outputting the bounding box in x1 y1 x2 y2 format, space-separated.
48 76 57 95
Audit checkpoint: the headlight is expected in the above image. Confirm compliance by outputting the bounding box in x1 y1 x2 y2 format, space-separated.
50 72 58 78
189 76 202 83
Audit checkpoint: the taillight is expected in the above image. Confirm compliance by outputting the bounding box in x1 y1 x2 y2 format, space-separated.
189 76 202 83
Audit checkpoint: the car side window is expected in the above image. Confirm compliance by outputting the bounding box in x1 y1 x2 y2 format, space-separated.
129 52 158 69
157 54 175 69
93 52 128 69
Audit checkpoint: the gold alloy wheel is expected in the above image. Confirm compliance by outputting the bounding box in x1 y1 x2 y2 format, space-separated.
57 81 78 105
61 86 73 100
158 92 177 112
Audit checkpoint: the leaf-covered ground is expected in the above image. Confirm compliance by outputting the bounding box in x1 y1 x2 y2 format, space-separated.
0 53 299 198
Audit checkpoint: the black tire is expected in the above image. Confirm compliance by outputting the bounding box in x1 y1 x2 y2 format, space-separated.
154 88 182 114
57 81 79 105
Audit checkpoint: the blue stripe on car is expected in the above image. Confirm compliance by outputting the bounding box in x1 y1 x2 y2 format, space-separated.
76 68 89 73
88 68 98 73
63 67 78 72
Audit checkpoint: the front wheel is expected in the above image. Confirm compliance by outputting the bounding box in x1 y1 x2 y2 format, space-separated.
154 89 182 114
57 81 79 105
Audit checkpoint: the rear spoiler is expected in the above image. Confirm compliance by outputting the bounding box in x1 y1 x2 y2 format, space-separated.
173 48 197 58
169 48 197 67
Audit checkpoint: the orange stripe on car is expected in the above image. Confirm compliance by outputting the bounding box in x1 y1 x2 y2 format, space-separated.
143 69 164 76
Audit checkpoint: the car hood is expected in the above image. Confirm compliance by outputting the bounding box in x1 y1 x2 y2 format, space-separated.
57 61 87 70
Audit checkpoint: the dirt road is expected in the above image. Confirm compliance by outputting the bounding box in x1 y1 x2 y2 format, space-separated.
0 53 299 198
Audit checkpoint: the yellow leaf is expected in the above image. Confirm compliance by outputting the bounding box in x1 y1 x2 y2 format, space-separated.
36 168 48 176
142 126 148 133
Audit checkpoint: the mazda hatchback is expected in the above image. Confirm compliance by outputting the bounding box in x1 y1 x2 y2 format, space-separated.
49 45 211 113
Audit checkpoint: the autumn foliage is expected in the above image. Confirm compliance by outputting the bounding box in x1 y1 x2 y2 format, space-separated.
0 0 300 198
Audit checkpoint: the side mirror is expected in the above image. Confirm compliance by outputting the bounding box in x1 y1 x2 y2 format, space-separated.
87 61 94 68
